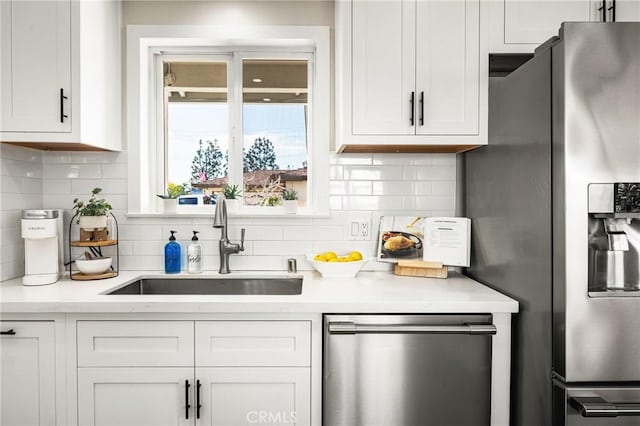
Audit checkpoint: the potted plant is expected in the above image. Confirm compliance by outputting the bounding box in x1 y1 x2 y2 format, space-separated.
157 182 188 213
73 188 112 232
283 188 298 214
222 184 243 213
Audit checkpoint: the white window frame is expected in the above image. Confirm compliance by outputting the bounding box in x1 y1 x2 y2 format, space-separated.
126 25 330 216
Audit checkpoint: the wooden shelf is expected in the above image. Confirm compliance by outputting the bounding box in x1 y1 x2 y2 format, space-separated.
70 239 117 247
71 271 117 281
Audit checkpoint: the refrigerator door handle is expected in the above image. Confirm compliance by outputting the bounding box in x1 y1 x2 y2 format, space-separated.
570 396 640 417
327 322 496 335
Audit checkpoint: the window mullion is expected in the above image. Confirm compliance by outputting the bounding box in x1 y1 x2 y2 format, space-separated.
230 52 244 204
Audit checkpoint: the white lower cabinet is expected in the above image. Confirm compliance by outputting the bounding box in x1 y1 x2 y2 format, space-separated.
197 368 310 426
0 321 56 426
75 320 312 426
77 368 193 426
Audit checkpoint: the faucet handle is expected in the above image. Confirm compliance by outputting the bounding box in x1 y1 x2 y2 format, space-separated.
239 228 245 251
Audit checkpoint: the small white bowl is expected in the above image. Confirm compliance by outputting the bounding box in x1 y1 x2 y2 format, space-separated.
75 257 112 275
306 254 370 278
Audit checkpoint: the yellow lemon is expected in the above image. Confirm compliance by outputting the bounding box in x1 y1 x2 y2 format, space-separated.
348 251 363 261
328 258 340 262
314 254 328 262
324 251 338 260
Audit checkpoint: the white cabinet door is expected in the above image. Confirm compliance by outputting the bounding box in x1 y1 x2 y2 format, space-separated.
0 321 56 426
504 0 592 45
195 321 311 367
0 0 71 132
614 0 640 21
416 0 479 135
78 368 193 426
351 0 416 135
196 368 310 426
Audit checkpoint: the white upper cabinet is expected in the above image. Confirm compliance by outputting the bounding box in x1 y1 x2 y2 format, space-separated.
488 0 640 53
612 0 640 21
0 0 71 133
0 0 122 151
416 0 480 135
336 0 487 153
351 0 416 135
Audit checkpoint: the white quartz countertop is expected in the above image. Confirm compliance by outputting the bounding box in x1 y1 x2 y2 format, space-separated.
0 270 518 314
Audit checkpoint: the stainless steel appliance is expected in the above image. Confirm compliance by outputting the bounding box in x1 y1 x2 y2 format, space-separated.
323 314 495 426
465 23 640 425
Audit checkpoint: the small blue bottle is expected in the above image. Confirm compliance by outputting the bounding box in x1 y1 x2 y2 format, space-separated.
164 230 181 274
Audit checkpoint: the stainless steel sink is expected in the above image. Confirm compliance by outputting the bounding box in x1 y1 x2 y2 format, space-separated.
105 277 303 295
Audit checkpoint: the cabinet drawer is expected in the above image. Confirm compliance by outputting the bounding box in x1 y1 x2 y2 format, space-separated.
77 321 194 367
195 321 310 367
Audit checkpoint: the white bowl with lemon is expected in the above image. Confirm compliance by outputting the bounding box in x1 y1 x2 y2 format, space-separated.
306 251 369 278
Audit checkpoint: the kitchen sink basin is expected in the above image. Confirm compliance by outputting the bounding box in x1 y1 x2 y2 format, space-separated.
105 277 303 295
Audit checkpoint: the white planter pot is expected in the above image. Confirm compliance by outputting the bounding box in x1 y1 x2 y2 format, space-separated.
78 215 108 230
284 200 298 214
225 198 239 213
161 198 177 213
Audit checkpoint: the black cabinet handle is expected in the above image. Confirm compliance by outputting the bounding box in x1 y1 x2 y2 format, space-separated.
0 329 16 335
598 0 607 21
60 88 68 123
410 91 415 126
196 379 202 419
185 380 191 419
608 0 616 21
419 91 424 126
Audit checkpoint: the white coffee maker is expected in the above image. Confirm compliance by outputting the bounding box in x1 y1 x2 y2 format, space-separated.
21 209 63 286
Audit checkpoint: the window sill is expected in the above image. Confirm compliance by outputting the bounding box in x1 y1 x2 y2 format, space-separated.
125 210 330 219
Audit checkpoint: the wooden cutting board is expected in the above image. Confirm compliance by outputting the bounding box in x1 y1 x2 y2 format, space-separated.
394 260 448 279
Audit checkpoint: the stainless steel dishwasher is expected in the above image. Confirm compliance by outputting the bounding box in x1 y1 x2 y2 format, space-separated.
323 314 495 426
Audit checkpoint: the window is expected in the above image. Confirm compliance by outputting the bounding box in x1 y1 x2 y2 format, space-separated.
162 55 310 208
127 26 329 215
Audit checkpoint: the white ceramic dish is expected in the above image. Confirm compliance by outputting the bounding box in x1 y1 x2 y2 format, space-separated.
306 254 370 278
75 257 112 275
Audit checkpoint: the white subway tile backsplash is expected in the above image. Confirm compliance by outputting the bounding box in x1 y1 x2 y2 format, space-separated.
343 195 404 211
101 163 128 179
43 152 72 164
403 195 455 211
372 181 415 196
344 166 404 181
0 145 42 281
253 241 313 256
71 179 127 195
1 147 459 279
372 153 434 166
44 164 101 179
329 165 344 180
329 196 343 210
330 153 372 165
403 165 456 180
283 225 344 241
431 180 456 195
43 179 72 195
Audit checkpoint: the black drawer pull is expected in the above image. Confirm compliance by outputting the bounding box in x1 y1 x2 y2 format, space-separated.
60 88 68 123
1 329 16 335
185 380 191 419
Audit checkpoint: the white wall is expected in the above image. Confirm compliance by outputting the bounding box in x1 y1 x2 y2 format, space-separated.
0 145 43 281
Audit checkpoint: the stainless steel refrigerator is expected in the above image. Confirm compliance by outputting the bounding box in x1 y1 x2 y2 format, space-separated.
464 23 640 425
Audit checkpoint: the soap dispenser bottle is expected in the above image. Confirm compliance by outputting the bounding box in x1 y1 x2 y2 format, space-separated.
187 231 202 274
164 230 181 274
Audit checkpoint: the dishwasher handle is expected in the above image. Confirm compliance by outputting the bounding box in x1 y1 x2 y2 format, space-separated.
570 396 640 417
327 322 496 335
